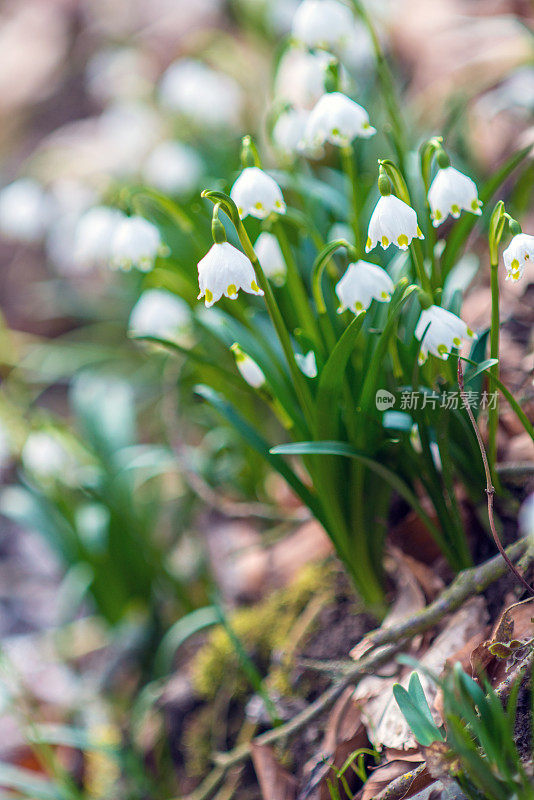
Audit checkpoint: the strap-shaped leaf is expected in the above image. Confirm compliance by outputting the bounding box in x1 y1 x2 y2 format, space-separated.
315 313 366 439
392 682 443 746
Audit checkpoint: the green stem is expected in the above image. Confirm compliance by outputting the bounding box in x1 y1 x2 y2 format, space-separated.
410 242 433 297
489 259 500 474
340 145 362 256
274 221 319 347
234 217 315 424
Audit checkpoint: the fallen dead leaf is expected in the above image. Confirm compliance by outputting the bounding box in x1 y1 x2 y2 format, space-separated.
251 743 297 800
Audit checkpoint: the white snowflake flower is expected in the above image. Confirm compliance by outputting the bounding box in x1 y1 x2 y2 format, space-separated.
428 166 482 227
128 289 190 340
502 233 534 282
159 59 243 128
302 92 375 150
292 0 355 51
335 261 394 314
366 195 424 252
296 350 318 378
254 232 287 285
415 305 475 364
231 344 266 388
197 242 264 307
0 179 50 243
142 141 203 195
73 206 126 270
110 216 167 272
230 167 286 220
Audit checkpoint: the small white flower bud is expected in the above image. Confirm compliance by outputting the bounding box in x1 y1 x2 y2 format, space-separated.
231 344 266 388
254 232 287 285
296 350 318 378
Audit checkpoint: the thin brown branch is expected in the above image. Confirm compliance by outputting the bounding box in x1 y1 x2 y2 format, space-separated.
457 357 534 597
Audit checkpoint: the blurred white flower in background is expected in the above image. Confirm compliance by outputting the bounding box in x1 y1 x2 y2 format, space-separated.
197 242 263 307
415 305 475 364
45 180 97 274
302 91 376 150
428 166 482 227
254 232 286 285
291 0 354 52
73 206 126 270
22 431 71 480
159 59 243 128
231 344 265 388
519 493 534 539
502 233 534 282
110 216 167 272
328 222 354 244
272 108 310 157
97 101 163 177
0 423 12 470
85 47 157 103
128 289 191 340
274 49 339 110
230 167 286 220
142 141 204 195
366 195 424 252
335 261 394 314
0 178 50 243
296 350 317 378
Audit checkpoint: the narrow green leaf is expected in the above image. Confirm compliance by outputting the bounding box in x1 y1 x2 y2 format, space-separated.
392 684 442 746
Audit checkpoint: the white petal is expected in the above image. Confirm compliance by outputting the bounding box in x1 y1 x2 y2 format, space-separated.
197 242 263 307
230 167 286 220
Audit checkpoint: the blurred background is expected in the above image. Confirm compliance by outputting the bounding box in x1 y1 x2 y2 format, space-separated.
0 0 531 797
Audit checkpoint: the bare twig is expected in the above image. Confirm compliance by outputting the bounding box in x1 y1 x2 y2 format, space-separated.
179 539 529 800
457 358 534 597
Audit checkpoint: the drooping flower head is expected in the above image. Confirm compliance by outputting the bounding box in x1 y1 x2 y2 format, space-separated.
197 242 264 307
302 92 376 150
292 0 355 51
415 305 475 364
336 261 394 314
128 289 190 340
230 167 286 219
428 166 482 227
502 233 534 282
274 48 342 110
272 107 310 157
231 344 266 388
110 216 167 272
254 232 287 285
366 194 424 252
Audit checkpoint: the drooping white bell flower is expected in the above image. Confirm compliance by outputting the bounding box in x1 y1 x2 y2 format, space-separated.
274 48 340 110
230 167 286 220
366 195 424 252
292 0 355 51
231 344 266 388
142 141 203 195
73 207 126 270
0 179 50 243
254 232 287 285
128 289 190 340
110 216 167 272
272 108 310 157
502 233 534 282
302 92 376 150
415 305 475 364
197 242 264 307
428 166 482 227
335 261 394 314
296 350 318 378
159 59 243 128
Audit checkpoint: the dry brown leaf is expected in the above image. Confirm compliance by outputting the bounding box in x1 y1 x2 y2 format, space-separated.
354 597 487 751
471 597 534 685
251 743 297 800
359 756 430 800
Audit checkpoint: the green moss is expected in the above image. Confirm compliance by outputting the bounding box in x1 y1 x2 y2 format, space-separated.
191 562 332 701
